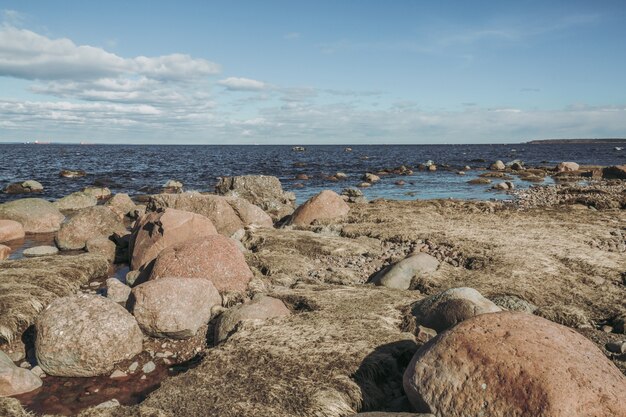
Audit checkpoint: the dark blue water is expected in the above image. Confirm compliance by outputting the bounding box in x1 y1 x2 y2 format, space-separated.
0 144 624 204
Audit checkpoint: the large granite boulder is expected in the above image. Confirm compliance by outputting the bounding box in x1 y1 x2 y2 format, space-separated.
130 208 218 271
147 192 273 236
403 312 626 417
0 220 25 243
132 277 222 339
409 287 501 332
215 175 296 220
149 235 253 293
55 206 126 250
0 350 42 396
289 190 350 226
35 294 143 377
0 198 65 233
53 192 98 211
105 193 136 218
371 253 439 290
214 295 291 343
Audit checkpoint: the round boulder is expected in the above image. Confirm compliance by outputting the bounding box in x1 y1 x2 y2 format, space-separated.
410 287 501 332
0 198 65 233
132 277 221 339
4 180 43 194
149 235 253 293
557 161 580 172
289 190 350 226
403 312 626 417
489 160 506 171
371 253 439 290
214 295 291 343
35 294 143 377
53 192 98 211
0 220 25 243
130 208 218 271
105 193 136 218
55 206 126 250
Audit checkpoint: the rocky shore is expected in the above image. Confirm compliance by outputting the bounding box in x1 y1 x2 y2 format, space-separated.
0 164 625 417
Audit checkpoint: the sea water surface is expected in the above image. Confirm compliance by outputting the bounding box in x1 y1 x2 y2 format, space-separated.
0 143 624 204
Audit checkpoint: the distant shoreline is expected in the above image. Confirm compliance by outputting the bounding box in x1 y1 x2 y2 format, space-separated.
527 138 626 144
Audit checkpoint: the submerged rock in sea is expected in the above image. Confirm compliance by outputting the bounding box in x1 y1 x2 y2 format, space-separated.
132 277 221 339
0 220 25 243
0 350 42 396
149 235 253 293
35 294 143 377
59 169 86 178
289 190 350 226
130 207 218 271
403 312 626 417
214 295 291 344
55 206 126 250
0 198 65 233
489 160 506 171
23 245 58 257
371 253 439 290
3 180 44 194
409 287 501 332
362 173 380 183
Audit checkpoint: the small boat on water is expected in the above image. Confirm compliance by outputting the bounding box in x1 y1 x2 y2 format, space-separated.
292 146 306 152
615 146 624 151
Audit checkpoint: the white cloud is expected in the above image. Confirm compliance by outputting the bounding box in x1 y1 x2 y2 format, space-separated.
218 77 268 91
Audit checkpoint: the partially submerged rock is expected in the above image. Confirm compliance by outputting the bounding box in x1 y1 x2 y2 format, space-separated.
289 190 350 226
55 206 126 250
0 350 42 396
371 253 439 290
132 277 221 339
3 180 43 194
22 245 58 258
0 220 25 243
489 160 505 171
403 312 626 417
0 198 65 233
35 294 143 377
59 169 86 178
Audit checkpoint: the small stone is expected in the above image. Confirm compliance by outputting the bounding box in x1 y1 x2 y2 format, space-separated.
95 399 120 409
128 361 139 373
416 325 437 343
23 245 59 257
19 362 30 369
30 365 45 378
106 278 131 304
606 341 626 354
143 361 156 374
140 375 146 380
601 325 614 333
110 369 127 378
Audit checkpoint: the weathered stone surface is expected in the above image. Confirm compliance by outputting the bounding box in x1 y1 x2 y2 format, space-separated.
130 208 218 271
289 190 350 226
0 220 25 243
35 294 142 377
403 312 626 417
149 235 253 293
3 180 43 194
215 175 296 220
371 253 439 290
556 161 580 172
85 236 116 262
106 278 131 304
106 193 136 218
409 287 501 332
0 198 65 233
0 244 9 260
55 206 126 250
215 295 291 343
489 160 506 170
82 187 112 200
53 192 98 211
59 169 86 178
0 350 42 396
362 173 380 183
467 178 491 185
132 277 221 339
22 245 58 257
146 193 273 236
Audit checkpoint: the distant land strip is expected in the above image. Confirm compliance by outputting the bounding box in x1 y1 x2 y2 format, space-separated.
528 138 626 144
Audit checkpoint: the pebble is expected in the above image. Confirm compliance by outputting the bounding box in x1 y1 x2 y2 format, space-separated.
128 361 139 373
19 361 31 369
95 399 120 409
143 361 156 374
110 370 127 378
31 365 46 378
606 341 626 354
23 245 59 257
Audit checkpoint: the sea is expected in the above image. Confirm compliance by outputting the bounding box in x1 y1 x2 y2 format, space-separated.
0 143 624 204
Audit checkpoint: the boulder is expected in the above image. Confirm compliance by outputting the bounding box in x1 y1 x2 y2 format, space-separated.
85 236 116 262
147 193 273 236
0 220 24 243
371 253 439 290
602 164 626 179
106 278 131 304
163 180 183 191
214 295 291 343
59 169 86 178
130 208 218 271
132 277 221 339
23 246 58 257
0 244 10 260
0 198 65 233
409 287 501 332
105 193 136 218
82 187 112 200
556 161 580 172
35 294 143 377
215 175 296 220
489 160 506 171
289 190 350 226
3 180 43 194
492 181 514 190
55 206 126 250
53 192 98 211
403 312 626 417
0 350 42 396
362 173 380 183
149 235 253 293
467 178 491 185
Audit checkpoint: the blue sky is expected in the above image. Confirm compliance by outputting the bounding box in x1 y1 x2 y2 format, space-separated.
0 0 625 144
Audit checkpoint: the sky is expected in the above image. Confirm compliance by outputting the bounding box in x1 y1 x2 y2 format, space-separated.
0 0 625 144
